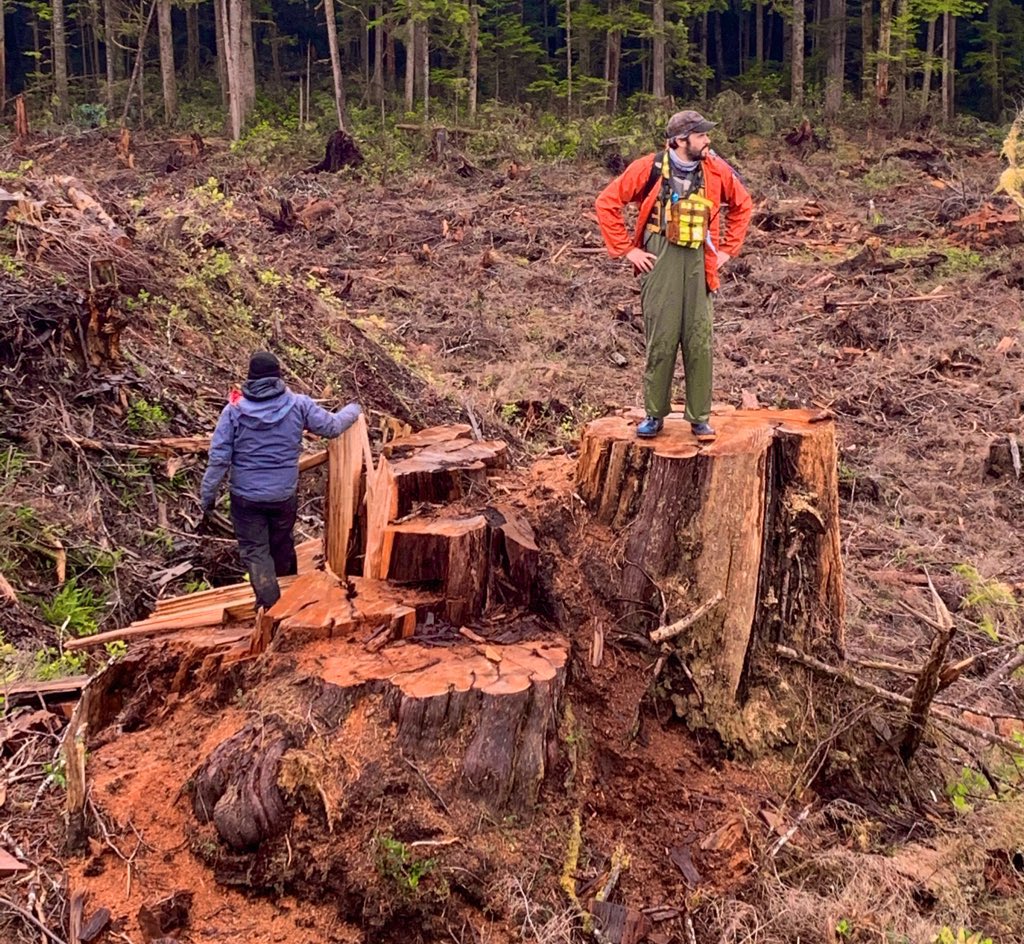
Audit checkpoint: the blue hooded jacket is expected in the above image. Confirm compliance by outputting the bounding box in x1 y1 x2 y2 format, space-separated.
200 378 361 509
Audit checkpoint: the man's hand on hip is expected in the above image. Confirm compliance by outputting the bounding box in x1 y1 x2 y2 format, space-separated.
625 247 658 273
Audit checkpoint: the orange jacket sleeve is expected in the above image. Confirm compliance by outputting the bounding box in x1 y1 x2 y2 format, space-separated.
595 154 657 258
713 157 753 257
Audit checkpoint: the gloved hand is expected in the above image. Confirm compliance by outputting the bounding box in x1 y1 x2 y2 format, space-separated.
346 401 362 416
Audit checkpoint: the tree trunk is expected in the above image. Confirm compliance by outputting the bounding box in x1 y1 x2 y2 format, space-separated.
652 0 665 100
860 0 872 99
738 7 745 73
824 0 844 118
0 0 6 113
755 1 764 63
604 24 620 113
576 409 845 752
875 0 891 107
714 11 725 92
219 0 243 139
403 18 414 112
214 0 228 108
565 0 573 112
419 18 429 120
53 0 70 120
919 16 934 110
791 0 805 110
186 4 200 82
157 0 177 123
268 21 282 84
699 12 708 100
103 0 118 109
323 0 347 129
891 0 909 127
941 12 954 123
467 0 478 119
988 0 1000 119
90 0 102 93
239 0 256 114
386 21 396 87
371 2 384 103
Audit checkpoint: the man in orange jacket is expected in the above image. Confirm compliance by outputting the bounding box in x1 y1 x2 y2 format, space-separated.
595 110 752 440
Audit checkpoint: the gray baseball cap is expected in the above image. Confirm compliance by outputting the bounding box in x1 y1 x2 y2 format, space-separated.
666 110 717 139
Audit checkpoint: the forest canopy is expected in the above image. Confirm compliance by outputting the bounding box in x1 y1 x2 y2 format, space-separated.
0 0 1021 139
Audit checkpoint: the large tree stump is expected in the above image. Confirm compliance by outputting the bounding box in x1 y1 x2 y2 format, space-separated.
190 631 568 853
576 408 844 751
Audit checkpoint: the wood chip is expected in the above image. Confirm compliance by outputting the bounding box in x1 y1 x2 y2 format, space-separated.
0 847 28 875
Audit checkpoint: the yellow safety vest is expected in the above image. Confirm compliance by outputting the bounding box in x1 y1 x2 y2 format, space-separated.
648 151 714 250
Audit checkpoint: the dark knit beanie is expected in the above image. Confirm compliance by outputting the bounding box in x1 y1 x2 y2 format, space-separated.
247 351 281 380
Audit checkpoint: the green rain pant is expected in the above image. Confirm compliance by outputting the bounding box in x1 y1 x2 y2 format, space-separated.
639 231 713 423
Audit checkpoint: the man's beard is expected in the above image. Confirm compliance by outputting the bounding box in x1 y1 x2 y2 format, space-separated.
684 142 709 162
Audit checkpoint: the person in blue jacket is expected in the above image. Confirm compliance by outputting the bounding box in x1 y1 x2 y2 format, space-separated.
200 351 362 610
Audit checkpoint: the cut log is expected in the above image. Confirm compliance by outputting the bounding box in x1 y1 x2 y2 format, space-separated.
382 515 489 624
390 438 508 517
576 408 844 752
53 176 131 247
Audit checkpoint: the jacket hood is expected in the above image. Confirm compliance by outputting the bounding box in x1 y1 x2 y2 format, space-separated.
236 380 297 426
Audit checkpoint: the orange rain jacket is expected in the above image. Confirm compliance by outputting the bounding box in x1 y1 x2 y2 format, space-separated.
595 151 753 292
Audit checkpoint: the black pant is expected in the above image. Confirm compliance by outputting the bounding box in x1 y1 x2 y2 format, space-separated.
229 493 298 609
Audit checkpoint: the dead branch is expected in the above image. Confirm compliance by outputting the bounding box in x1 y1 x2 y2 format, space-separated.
649 591 725 643
0 895 69 944
900 576 956 762
775 645 1022 753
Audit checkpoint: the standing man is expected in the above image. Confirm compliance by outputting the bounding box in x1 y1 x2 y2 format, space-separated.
595 110 752 441
200 351 362 610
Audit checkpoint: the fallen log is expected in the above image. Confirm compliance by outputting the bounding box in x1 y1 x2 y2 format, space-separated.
52 176 131 247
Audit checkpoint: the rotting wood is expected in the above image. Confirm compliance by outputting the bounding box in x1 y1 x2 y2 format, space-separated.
62 679 92 855
899 577 957 762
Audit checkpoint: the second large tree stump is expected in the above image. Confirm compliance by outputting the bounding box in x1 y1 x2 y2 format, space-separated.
577 407 844 751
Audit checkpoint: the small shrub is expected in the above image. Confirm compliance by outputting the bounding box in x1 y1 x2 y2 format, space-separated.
40 579 105 637
34 646 87 680
126 398 170 435
373 834 438 895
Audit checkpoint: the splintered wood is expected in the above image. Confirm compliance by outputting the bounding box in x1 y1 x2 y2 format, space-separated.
325 415 372 576
90 424 542 708
65 538 322 652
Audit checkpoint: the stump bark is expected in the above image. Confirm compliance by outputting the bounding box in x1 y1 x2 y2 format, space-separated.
577 408 844 751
